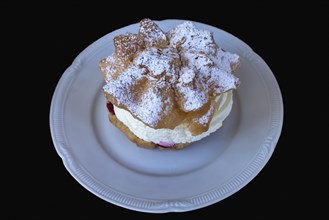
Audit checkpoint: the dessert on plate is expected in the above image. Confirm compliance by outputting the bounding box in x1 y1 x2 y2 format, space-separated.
99 18 240 149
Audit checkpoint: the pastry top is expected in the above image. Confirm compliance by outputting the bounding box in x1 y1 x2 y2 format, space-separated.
100 18 240 134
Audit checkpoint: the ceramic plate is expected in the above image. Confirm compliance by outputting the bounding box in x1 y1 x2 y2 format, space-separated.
50 19 283 213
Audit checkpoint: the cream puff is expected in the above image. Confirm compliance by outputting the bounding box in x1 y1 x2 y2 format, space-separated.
99 18 240 149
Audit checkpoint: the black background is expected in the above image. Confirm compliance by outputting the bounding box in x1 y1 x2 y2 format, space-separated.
3 1 328 218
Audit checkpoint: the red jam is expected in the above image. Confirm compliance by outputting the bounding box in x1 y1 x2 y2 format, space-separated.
106 102 115 115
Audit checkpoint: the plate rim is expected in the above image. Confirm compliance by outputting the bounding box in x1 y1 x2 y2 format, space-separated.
50 19 284 213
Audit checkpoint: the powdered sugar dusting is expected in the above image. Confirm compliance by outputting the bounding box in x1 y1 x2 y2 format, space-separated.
169 21 217 55
103 65 145 105
176 67 209 111
102 55 125 82
114 33 143 62
212 49 240 73
101 19 240 128
139 18 167 48
210 67 240 94
198 103 214 126
133 87 164 126
103 65 170 126
181 51 239 95
135 48 178 77
179 67 195 84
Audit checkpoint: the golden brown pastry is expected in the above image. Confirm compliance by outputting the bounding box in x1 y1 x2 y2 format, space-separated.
99 18 240 149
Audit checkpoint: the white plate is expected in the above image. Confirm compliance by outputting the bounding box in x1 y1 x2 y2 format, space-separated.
50 19 283 213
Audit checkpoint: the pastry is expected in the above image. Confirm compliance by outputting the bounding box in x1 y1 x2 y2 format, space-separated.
99 18 240 149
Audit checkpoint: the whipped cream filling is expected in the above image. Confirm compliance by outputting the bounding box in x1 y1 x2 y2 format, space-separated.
113 91 233 144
